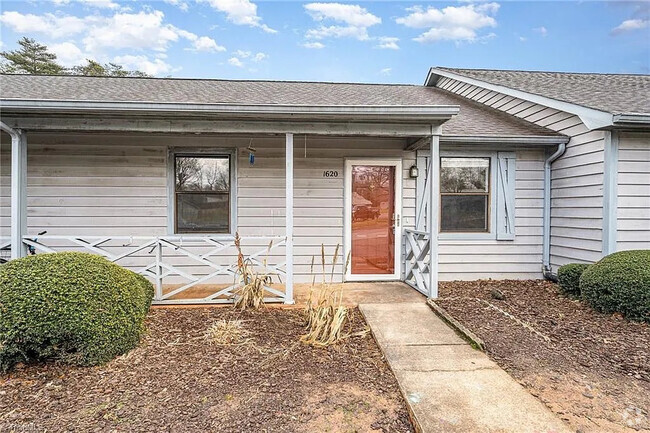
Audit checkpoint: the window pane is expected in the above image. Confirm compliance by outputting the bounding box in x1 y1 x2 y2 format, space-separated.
441 157 489 193
441 195 489 232
176 193 229 233
175 156 229 192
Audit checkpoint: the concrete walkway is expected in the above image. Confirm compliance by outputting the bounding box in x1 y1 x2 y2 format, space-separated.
359 303 572 433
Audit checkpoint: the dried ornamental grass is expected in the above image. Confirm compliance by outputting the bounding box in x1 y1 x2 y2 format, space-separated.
301 244 353 347
205 319 251 345
232 233 274 311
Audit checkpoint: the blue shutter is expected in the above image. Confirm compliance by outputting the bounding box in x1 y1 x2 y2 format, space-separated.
496 152 516 240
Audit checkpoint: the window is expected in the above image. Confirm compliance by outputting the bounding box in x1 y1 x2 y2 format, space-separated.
174 154 231 234
440 157 490 233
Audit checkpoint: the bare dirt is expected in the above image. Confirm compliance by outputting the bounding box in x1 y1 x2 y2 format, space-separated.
0 308 413 433
436 279 650 433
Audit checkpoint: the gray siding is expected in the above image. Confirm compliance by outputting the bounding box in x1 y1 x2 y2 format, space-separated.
439 148 546 280
0 133 416 282
617 132 650 251
1 131 549 282
436 77 606 268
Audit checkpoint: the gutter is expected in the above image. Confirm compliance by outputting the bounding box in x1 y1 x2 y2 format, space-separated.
542 142 567 280
0 99 460 122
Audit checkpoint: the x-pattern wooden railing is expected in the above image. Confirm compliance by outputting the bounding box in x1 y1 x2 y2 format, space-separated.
403 229 431 296
20 235 287 304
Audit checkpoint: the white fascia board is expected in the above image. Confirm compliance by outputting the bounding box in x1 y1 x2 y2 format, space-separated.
425 68 614 130
0 99 459 122
612 113 650 126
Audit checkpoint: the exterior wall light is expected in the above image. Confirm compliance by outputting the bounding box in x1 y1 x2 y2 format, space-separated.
409 165 419 178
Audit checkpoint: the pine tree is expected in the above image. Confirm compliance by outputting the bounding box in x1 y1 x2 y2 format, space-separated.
0 37 65 75
71 59 151 77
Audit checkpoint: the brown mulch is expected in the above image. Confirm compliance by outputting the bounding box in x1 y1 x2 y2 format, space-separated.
436 279 650 433
0 308 413 433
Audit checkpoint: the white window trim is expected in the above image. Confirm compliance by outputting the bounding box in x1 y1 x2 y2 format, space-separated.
167 147 238 237
438 150 498 241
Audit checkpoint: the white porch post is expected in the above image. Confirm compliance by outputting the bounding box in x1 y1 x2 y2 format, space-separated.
285 133 294 304
428 135 440 298
1 123 28 259
415 151 427 231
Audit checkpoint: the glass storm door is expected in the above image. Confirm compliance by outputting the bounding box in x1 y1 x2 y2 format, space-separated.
345 160 402 281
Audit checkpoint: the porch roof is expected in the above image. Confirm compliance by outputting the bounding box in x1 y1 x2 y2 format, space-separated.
0 74 566 141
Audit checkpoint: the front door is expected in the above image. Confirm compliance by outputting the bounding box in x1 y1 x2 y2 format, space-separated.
345 159 402 281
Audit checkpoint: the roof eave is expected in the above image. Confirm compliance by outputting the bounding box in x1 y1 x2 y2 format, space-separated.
0 99 460 123
425 68 615 130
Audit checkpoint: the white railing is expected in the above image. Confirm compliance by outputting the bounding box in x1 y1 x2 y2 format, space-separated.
21 235 287 305
0 238 10 263
403 229 431 296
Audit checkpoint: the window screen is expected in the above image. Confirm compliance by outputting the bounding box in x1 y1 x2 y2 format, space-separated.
440 157 490 232
174 155 231 233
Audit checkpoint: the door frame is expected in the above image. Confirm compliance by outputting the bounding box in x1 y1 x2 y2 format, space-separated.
344 158 403 282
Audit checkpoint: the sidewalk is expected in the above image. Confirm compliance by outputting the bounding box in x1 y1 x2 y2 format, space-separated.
359 303 572 433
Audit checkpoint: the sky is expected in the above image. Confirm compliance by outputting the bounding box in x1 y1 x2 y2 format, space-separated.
0 0 648 84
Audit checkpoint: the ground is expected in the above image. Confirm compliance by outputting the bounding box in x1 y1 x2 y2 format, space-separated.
436 279 650 433
0 308 413 433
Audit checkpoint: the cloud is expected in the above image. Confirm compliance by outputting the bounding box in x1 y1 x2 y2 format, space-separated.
396 3 499 43
50 41 89 66
200 0 276 33
0 11 88 38
519 36 527 42
228 50 267 67
533 26 547 37
380 67 391 76
52 0 120 8
304 3 380 41
375 36 399 50
611 19 649 35
163 0 189 12
0 9 225 74
228 56 244 67
302 41 325 49
113 54 172 75
191 36 226 52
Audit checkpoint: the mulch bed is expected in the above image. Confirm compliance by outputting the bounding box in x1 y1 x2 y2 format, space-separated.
0 308 413 433
436 280 650 433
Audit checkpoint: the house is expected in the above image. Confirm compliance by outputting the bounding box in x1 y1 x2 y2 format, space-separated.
1 69 648 304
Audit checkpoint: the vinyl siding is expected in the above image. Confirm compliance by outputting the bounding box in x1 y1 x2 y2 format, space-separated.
0 132 415 283
436 77 606 268
439 148 545 280
617 132 650 251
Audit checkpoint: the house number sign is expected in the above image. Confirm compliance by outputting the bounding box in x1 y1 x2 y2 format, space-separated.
322 170 339 178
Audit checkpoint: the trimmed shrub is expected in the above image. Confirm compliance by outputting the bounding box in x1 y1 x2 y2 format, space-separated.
557 263 591 297
0 252 153 371
580 250 650 322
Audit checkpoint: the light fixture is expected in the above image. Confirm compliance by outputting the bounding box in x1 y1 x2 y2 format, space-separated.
409 165 419 178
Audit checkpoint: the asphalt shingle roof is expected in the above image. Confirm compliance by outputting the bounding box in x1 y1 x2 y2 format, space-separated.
437 67 650 115
0 74 563 138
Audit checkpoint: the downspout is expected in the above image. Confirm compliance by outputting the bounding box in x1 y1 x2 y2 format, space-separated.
542 142 567 281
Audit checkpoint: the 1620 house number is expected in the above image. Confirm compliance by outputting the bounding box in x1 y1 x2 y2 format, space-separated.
323 170 339 178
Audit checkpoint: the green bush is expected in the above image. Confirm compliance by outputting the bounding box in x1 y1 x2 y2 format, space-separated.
557 263 591 297
0 252 153 371
580 250 650 322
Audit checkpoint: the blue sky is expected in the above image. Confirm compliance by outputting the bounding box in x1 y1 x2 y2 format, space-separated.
0 0 648 83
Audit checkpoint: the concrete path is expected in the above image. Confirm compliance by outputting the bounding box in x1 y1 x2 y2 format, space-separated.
359 303 572 433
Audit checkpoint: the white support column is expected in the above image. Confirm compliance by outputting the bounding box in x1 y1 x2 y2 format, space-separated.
428 135 440 299
4 125 28 259
285 133 294 304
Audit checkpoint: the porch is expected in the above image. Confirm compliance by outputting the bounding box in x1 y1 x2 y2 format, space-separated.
1 113 446 305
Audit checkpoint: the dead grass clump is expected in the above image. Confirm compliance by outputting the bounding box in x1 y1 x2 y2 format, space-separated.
232 232 273 311
205 319 251 345
301 245 352 347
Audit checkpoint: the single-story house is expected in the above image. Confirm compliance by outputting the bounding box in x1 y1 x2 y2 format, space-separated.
1 68 648 304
